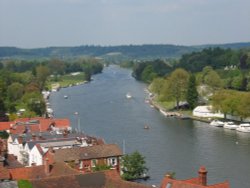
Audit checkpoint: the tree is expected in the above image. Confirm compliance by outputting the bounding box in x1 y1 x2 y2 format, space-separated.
7 82 24 101
203 69 222 89
36 65 50 91
0 97 8 121
22 92 46 116
150 77 165 95
237 93 250 120
166 68 189 109
186 74 198 109
121 151 148 181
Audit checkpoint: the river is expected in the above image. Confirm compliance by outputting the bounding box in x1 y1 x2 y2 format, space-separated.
49 65 250 188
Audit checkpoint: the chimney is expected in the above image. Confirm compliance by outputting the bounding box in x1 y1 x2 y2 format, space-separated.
32 133 36 140
198 166 207 186
44 158 50 175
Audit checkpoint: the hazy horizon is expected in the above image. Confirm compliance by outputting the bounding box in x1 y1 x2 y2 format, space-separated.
1 0 250 48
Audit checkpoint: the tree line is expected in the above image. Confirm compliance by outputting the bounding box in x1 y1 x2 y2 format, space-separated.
132 47 250 119
0 58 103 120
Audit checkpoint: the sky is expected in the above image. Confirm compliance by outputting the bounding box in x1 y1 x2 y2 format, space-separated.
0 0 250 48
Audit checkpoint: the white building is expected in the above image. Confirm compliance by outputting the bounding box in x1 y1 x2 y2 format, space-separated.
193 106 224 118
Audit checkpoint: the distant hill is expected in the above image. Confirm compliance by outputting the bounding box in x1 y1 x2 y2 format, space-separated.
0 42 250 60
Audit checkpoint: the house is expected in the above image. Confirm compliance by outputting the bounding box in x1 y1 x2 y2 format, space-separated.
0 117 71 134
44 144 123 173
7 132 102 165
30 170 152 188
26 137 90 166
160 166 230 188
193 106 224 118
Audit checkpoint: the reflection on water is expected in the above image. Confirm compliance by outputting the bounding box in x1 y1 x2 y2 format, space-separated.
50 65 250 188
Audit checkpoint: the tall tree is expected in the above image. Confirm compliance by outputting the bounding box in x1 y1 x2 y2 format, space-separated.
36 65 50 91
121 151 148 181
166 68 189 109
186 74 198 109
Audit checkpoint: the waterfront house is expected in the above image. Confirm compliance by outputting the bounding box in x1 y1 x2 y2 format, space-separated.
193 106 224 118
44 144 123 173
160 166 230 188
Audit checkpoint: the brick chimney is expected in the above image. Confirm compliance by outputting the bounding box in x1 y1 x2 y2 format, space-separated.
44 158 50 176
198 166 207 186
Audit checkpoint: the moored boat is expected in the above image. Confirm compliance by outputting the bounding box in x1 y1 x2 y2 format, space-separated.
236 123 250 133
224 121 238 130
210 119 224 127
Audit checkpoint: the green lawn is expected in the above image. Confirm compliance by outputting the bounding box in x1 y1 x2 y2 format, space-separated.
18 180 32 188
47 72 86 89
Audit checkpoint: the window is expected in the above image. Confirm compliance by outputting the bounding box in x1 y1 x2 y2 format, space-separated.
108 158 117 166
79 161 83 169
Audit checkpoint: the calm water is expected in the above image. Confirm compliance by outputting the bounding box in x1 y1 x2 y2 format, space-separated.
50 65 250 188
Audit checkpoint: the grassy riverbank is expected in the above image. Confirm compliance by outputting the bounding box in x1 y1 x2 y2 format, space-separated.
47 72 87 89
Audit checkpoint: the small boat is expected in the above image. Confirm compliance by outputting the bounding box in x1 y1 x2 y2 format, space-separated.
64 95 68 99
144 125 149 130
224 121 238 130
236 123 250 133
126 93 132 99
210 119 224 127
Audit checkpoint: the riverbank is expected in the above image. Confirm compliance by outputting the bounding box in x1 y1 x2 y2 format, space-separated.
145 89 211 124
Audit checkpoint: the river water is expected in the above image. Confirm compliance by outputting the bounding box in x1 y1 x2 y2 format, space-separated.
49 65 250 188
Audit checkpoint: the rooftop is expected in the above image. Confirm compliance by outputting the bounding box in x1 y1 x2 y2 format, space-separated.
30 170 151 188
0 117 70 134
52 144 123 162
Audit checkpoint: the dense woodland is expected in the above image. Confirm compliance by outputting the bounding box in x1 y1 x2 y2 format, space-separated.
1 42 250 60
132 47 250 119
1 45 250 121
0 58 103 120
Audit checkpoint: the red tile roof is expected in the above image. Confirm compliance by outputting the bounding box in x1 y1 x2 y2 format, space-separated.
9 162 79 180
160 166 230 188
0 122 11 131
30 170 151 188
0 163 10 180
0 117 70 134
9 165 47 180
161 177 230 188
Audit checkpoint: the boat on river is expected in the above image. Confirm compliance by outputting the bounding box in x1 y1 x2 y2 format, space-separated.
236 123 250 133
126 93 132 99
210 119 224 127
224 121 238 130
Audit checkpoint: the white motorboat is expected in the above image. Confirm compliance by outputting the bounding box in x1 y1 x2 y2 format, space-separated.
126 93 132 99
223 121 238 130
236 123 250 133
210 119 224 127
